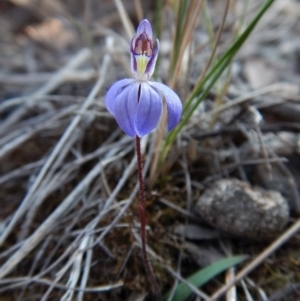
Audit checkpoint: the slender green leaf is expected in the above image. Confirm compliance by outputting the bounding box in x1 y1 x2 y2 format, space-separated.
160 0 276 162
165 255 247 301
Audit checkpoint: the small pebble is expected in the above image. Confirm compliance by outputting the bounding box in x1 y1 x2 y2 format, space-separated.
195 179 289 240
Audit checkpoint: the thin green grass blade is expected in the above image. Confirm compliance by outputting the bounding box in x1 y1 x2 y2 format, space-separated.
185 0 275 112
172 54 232 138
161 0 275 161
164 255 247 301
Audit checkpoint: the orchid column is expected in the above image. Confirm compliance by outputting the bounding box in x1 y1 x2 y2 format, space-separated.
105 19 182 298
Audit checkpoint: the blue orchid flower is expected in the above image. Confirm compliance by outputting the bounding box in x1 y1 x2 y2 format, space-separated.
105 19 182 138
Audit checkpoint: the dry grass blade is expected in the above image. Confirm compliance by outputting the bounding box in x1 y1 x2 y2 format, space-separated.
77 235 93 301
170 0 205 88
226 268 237 301
0 150 126 278
0 276 123 293
59 236 90 301
113 0 134 40
1 48 91 133
0 38 113 246
0 105 77 158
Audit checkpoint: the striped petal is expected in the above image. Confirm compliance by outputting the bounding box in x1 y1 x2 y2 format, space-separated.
135 83 162 137
105 78 134 115
149 82 182 131
113 82 139 137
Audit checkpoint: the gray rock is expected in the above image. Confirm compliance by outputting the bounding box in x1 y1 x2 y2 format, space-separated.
195 179 289 240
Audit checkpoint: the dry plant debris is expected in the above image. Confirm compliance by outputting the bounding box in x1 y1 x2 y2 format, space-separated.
1 0 300 300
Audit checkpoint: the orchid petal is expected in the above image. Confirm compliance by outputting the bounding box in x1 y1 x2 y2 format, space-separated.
150 82 182 131
136 19 152 39
135 83 162 137
130 37 137 76
113 82 139 137
145 39 160 79
105 79 134 114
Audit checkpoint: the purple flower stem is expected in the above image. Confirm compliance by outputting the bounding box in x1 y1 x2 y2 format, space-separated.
135 135 161 301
